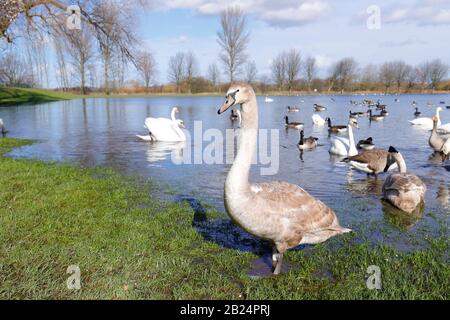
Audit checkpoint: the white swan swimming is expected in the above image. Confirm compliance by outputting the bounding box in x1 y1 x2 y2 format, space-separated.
312 114 326 126
137 107 186 142
329 118 359 157
409 107 442 129
265 97 274 103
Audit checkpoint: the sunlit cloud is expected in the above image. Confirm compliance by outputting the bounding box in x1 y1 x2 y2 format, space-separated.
145 0 330 27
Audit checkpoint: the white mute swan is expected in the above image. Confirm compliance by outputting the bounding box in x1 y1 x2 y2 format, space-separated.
137 107 186 142
409 107 442 128
265 97 274 103
329 118 359 157
217 83 351 275
312 114 325 126
382 147 426 213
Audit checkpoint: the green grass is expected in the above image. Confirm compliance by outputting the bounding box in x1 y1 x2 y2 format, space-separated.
0 138 448 299
0 87 81 106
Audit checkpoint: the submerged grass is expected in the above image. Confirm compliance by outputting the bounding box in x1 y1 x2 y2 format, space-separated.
0 138 448 299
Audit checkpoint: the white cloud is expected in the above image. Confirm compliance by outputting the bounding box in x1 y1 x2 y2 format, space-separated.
146 0 330 27
384 0 450 25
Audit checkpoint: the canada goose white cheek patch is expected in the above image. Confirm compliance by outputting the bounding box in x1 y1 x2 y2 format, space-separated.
251 185 262 193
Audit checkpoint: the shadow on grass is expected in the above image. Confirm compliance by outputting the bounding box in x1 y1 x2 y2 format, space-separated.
174 194 271 257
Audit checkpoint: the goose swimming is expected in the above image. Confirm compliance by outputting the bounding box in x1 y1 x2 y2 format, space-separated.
217 83 351 275
298 130 318 150
284 116 304 130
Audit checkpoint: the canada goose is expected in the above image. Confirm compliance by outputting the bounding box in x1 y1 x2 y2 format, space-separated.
287 106 300 112
217 83 351 275
380 108 389 116
382 146 427 213
409 107 442 128
349 111 359 119
369 109 385 122
412 101 417 106
298 130 318 150
414 108 422 117
284 116 304 130
312 114 326 126
329 118 359 157
230 109 239 121
314 104 327 112
354 111 369 117
347 147 397 177
375 101 386 110
357 137 375 150
137 107 186 142
326 117 348 134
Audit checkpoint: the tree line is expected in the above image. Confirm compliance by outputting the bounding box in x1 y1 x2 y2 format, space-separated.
1 3 449 94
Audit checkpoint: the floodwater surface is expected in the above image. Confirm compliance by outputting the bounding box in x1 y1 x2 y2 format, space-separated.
1 94 449 252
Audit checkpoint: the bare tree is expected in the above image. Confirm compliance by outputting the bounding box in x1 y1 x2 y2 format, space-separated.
217 7 249 83
285 49 301 92
1 0 140 65
168 52 185 93
378 62 396 93
428 59 449 91
391 61 410 92
360 64 378 83
259 74 271 94
53 36 70 90
0 51 32 86
404 64 416 92
415 62 429 92
244 61 257 84
271 52 287 91
207 63 221 89
61 27 96 94
136 50 156 91
329 58 358 92
92 0 137 94
184 51 198 94
303 56 316 92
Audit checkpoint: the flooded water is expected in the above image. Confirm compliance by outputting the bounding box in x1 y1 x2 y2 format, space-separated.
1 94 449 252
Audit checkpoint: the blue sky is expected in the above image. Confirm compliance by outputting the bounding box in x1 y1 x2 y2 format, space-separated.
137 0 450 83
13 0 449 87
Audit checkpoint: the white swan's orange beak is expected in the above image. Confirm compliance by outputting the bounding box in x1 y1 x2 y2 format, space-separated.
217 94 236 115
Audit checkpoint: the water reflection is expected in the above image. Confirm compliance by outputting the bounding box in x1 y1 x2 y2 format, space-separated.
345 169 384 196
144 141 186 163
436 183 449 208
382 201 425 230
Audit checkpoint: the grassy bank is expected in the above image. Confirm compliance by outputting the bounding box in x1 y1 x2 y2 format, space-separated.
0 87 81 106
2 87 450 108
0 138 448 299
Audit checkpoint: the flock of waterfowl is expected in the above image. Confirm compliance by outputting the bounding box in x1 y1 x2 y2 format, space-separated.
133 83 449 275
